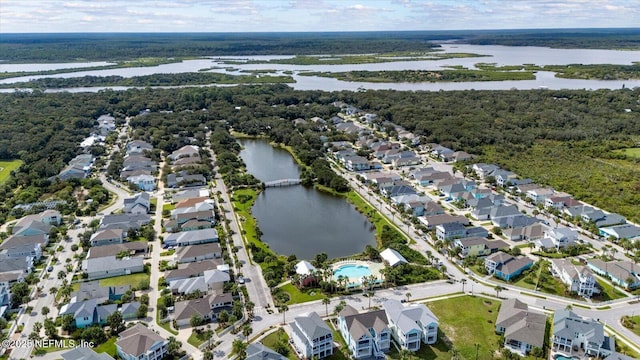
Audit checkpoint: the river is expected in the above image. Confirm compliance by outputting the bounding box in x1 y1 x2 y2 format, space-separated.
1 44 639 91
238 139 375 260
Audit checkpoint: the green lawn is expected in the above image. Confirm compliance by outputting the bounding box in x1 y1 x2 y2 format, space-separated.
156 305 178 335
0 160 22 184
99 273 149 288
613 147 640 159
162 203 175 212
160 249 175 256
261 328 297 360
279 283 325 305
188 329 214 347
594 279 627 302
426 296 503 360
232 189 268 252
94 337 117 357
387 339 451 359
622 315 640 337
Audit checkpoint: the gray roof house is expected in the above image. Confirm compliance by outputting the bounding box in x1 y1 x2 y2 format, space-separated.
120 301 142 320
59 299 118 328
552 309 612 358
116 323 168 360
291 312 334 359
175 243 222 263
247 343 287 360
383 298 438 351
62 347 115 360
100 214 151 232
337 306 391 359
123 192 150 214
90 229 124 247
164 228 219 248
495 299 546 355
82 256 144 280
71 281 130 303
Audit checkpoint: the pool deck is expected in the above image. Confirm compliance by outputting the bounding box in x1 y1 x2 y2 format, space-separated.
331 260 384 289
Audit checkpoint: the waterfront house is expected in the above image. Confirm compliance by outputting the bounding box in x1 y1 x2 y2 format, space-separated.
383 299 438 351
291 312 333 359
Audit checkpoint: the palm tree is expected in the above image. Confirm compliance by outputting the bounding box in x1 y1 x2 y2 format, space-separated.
494 285 504 298
242 324 253 344
461 279 467 293
322 297 331 317
405 292 412 303
337 275 346 291
278 304 289 325
245 301 255 320
365 291 374 309
232 338 247 360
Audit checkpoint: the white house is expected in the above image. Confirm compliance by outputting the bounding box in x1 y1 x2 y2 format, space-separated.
383 299 438 351
550 259 596 298
290 312 333 359
116 324 168 360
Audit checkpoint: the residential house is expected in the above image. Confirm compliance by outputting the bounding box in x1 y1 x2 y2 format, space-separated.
71 281 129 303
485 252 533 281
0 234 47 260
490 205 522 228
451 151 473 163
599 224 640 242
11 213 54 236
120 301 141 320
545 196 581 210
392 156 421 168
495 299 546 355
496 215 539 231
418 214 469 230
126 140 153 156
436 223 488 241
163 228 218 248
168 270 229 295
173 293 230 327
175 243 222 263
338 306 391 359
59 299 118 328
90 229 124 247
116 323 168 360
291 312 333 359
169 145 200 161
100 214 151 232
438 182 467 201
505 222 547 242
175 210 215 227
493 170 518 187
122 155 155 172
526 188 555 204
422 202 445 217
127 174 156 191
166 172 207 188
246 343 287 360
171 188 209 203
550 259 596 298
344 156 371 172
380 248 408 267
471 163 500 179
383 299 438 351
123 192 151 214
580 208 626 229
86 242 148 260
82 256 144 280
0 256 33 277
164 260 223 282
552 309 612 358
454 237 508 258
587 259 640 289
381 185 417 198
535 228 578 250
62 347 115 360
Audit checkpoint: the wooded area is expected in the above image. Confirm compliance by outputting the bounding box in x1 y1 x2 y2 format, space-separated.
0 85 638 224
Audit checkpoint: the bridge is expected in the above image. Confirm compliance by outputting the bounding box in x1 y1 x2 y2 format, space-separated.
264 178 302 188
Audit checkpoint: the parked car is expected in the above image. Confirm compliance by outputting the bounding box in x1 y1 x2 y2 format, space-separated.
237 276 245 284
47 266 53 272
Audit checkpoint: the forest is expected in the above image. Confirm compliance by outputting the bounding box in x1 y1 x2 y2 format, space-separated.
0 85 638 224
2 29 638 62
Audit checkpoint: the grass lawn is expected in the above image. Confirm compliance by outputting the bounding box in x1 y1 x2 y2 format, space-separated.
325 321 350 360
622 315 640 337
162 203 175 212
156 305 178 335
94 337 117 357
261 328 297 360
188 329 214 347
0 160 22 184
279 283 325 305
594 279 627 302
99 273 150 288
345 191 408 243
613 147 640 159
426 296 502 360
160 249 175 256
387 339 451 359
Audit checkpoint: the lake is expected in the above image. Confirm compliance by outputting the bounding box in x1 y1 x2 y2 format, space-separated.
238 139 375 260
1 44 639 91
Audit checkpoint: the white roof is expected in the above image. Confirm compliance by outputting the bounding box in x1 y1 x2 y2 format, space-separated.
295 260 316 276
380 248 408 267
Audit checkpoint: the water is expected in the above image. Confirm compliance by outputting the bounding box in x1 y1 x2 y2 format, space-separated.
1 44 639 91
239 139 375 260
333 265 373 279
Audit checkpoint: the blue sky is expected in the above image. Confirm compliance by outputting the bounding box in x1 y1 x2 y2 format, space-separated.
1 0 639 33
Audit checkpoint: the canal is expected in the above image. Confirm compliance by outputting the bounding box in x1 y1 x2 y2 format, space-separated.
239 139 376 260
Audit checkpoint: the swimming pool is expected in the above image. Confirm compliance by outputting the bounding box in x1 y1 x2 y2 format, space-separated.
554 355 578 360
333 264 372 280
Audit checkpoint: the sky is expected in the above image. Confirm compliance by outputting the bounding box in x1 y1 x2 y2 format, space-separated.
1 0 639 33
